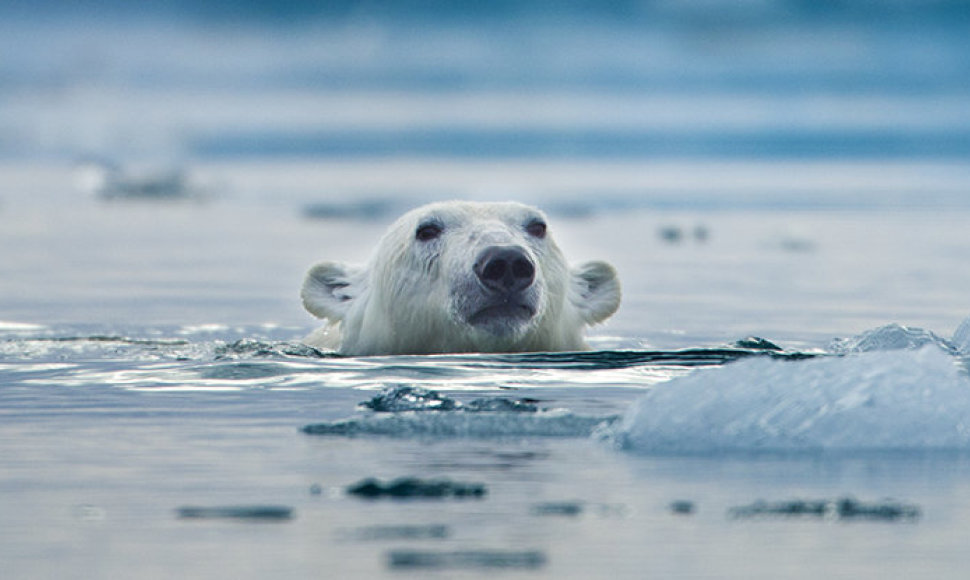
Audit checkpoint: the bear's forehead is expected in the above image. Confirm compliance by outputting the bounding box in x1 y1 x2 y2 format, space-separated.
408 202 542 227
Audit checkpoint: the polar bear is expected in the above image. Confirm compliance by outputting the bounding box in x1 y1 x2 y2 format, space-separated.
301 201 620 355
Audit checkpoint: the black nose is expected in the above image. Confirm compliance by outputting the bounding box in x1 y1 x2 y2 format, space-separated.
474 246 535 293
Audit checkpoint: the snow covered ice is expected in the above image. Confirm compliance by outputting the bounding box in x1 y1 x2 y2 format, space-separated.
616 342 970 453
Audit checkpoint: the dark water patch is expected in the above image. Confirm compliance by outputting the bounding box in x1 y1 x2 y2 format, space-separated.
302 411 618 438
531 501 584 516
347 477 486 500
339 524 450 541
176 505 294 521
729 497 920 522
669 500 696 515
387 549 547 570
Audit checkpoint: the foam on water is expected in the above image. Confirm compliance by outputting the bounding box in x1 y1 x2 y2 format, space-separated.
616 344 970 453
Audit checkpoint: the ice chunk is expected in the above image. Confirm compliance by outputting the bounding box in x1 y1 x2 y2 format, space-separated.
359 385 539 413
360 385 461 412
953 315 970 354
305 385 610 438
829 323 958 354
616 346 970 453
303 411 617 438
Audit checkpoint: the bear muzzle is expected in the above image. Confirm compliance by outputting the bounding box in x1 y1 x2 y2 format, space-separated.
474 246 536 294
460 245 540 334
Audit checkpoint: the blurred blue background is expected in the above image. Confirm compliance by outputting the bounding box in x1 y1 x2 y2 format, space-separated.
1 0 969 337
1 0 968 163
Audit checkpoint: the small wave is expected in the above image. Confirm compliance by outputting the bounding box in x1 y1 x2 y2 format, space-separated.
953 316 970 354
4 329 811 392
386 347 811 371
214 339 329 360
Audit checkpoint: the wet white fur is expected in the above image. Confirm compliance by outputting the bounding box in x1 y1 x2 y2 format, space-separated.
302 201 620 355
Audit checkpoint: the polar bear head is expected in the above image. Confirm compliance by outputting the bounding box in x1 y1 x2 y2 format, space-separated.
301 201 620 355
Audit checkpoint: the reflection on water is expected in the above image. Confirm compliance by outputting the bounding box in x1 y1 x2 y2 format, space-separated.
3 324 970 578
0 326 800 394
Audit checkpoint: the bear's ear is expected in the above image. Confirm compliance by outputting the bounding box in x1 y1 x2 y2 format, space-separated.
570 261 621 325
301 262 366 321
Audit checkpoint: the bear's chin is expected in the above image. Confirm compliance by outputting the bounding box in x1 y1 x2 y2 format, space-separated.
464 303 537 337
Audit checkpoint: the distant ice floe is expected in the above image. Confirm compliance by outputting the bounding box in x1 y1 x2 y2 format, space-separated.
74 160 214 201
615 317 970 453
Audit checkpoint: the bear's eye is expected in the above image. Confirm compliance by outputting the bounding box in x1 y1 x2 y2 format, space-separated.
415 222 443 242
525 219 547 239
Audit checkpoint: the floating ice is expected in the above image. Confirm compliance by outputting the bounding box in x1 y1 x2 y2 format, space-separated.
359 385 461 412
360 385 538 413
305 384 615 438
616 345 970 453
303 411 616 438
828 323 958 355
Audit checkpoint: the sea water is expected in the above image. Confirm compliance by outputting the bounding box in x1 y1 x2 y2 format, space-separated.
3 2 970 578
